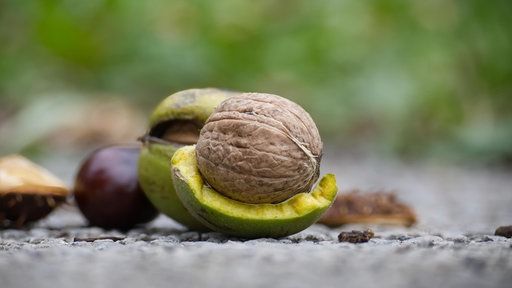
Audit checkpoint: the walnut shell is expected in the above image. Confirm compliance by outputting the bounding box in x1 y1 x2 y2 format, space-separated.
195 93 322 204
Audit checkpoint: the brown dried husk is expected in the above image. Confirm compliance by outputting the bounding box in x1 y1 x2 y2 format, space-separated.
0 155 68 227
196 93 322 204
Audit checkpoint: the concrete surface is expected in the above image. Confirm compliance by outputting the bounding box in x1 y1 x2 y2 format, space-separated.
1 149 511 288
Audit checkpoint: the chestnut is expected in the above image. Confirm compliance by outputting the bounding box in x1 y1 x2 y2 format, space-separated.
73 145 158 230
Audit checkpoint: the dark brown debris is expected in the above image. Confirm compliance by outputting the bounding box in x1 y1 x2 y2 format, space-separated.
338 229 375 243
318 189 417 227
495 226 512 238
73 236 126 242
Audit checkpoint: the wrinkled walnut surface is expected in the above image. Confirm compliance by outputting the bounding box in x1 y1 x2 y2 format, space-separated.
196 93 322 204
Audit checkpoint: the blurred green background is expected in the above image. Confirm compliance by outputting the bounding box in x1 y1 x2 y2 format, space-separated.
0 0 511 164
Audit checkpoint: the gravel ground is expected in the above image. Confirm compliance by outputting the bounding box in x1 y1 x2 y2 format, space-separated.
1 148 511 288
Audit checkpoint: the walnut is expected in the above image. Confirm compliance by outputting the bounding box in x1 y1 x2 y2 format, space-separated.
195 93 322 204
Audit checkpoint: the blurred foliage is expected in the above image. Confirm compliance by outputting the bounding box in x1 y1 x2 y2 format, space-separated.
0 0 511 164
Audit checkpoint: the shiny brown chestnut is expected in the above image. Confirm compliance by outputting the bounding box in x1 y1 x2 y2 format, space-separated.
73 145 158 230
